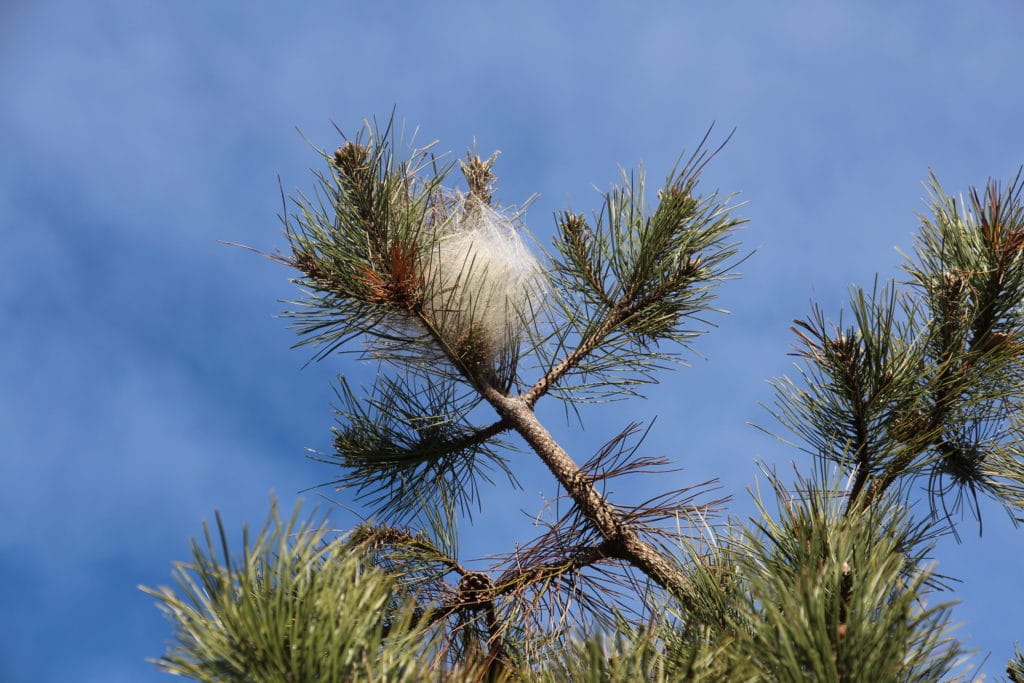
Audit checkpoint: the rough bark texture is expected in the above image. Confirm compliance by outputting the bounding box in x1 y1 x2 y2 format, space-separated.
480 387 693 603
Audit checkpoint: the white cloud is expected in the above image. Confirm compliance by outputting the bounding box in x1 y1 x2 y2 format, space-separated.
2 0 1023 677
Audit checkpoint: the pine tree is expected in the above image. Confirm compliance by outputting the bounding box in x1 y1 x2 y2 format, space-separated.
143 117 1024 681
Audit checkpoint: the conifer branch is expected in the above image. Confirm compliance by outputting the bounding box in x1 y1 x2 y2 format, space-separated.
537 137 745 404
854 171 1024 515
152 118 1020 680
478 386 695 604
523 288 665 407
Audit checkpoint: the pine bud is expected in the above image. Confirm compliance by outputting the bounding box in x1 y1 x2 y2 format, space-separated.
460 151 500 206
333 141 370 177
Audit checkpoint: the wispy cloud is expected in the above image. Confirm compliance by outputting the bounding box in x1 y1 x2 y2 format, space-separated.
2 0 1023 678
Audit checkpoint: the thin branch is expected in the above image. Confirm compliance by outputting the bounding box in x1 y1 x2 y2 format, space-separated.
348 524 467 576
522 277 688 407
421 540 620 631
495 540 619 593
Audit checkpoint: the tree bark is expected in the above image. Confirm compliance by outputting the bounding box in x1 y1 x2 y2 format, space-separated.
479 387 694 604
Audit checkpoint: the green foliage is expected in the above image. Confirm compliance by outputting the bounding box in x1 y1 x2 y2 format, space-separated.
321 374 516 529
143 488 970 682
769 283 930 479
529 629 684 683
140 500 448 681
728 474 967 682
285 121 453 364
546 133 745 402
594 470 971 683
149 118 1024 680
905 172 1024 522
771 170 1024 528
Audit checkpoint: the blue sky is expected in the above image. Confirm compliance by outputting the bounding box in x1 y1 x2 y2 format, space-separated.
2 1 1023 680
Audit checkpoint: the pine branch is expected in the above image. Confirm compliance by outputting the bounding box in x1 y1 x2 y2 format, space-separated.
523 276 695 407
281 125 749 633
322 375 517 527
141 499 447 681
348 523 467 578
495 540 620 592
151 113 1024 680
538 136 745 404
856 170 1024 515
478 385 695 604
422 540 621 629
723 472 970 682
769 171 1024 531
